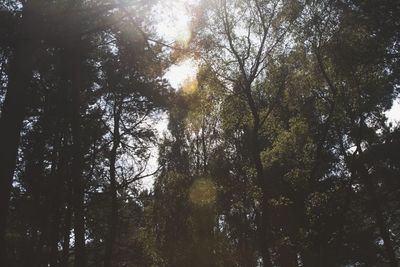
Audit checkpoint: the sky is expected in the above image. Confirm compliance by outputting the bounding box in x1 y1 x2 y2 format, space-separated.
386 96 400 125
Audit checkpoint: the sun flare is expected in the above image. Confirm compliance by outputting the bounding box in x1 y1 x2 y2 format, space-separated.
155 0 198 89
176 24 192 48
189 178 217 206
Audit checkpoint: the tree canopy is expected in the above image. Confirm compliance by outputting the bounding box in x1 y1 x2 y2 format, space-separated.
0 0 399 266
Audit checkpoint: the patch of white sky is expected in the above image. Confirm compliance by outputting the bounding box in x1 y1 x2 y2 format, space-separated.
386 95 400 126
141 0 199 189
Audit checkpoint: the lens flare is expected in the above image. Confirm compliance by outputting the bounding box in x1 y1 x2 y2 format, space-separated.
189 178 217 206
182 77 198 94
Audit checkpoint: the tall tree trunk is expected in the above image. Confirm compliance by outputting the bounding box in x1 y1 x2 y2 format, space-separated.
48 131 64 267
103 102 122 267
22 127 45 267
69 46 86 267
243 83 273 267
0 3 39 261
254 130 273 267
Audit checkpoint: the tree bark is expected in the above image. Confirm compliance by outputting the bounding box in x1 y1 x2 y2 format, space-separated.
243 83 273 267
103 102 122 267
22 126 45 267
69 46 86 267
48 131 64 267
0 2 39 262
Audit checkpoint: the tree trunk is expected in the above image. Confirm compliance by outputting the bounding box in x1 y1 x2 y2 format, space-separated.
0 4 38 261
254 135 273 267
22 127 45 267
243 83 273 267
48 132 64 267
69 46 86 267
103 102 122 267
